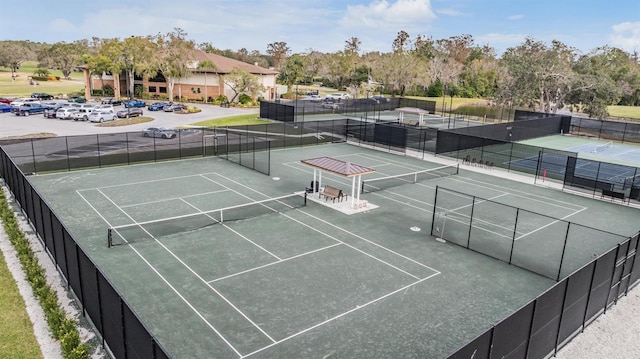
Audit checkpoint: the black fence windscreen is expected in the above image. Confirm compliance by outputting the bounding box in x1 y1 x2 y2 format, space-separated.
0 147 170 358
3 111 640 359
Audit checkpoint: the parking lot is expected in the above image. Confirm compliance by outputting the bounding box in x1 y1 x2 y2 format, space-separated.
0 102 258 138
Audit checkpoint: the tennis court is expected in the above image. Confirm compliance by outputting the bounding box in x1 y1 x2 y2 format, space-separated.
521 134 640 167
26 142 640 358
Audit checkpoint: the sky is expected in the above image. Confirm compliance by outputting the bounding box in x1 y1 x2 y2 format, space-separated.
1 0 640 56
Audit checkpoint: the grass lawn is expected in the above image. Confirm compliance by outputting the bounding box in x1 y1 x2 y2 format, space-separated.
0 250 43 359
0 61 84 98
608 105 640 119
188 114 271 127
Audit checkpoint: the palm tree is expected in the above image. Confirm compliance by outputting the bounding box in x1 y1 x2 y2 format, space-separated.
197 60 216 102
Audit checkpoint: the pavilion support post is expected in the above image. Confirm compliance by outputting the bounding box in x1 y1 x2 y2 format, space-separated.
357 175 362 206
313 169 318 194
351 176 356 208
318 171 323 198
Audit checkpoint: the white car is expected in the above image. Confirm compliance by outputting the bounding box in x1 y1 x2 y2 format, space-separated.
55 107 78 120
304 95 323 102
71 105 97 121
89 110 117 123
142 127 178 139
325 93 351 101
10 97 41 107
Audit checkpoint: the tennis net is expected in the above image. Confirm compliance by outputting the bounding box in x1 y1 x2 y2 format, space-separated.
593 141 613 153
107 193 307 247
361 163 459 194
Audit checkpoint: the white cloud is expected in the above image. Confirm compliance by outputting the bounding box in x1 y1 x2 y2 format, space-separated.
507 14 524 21
340 0 437 29
475 33 527 54
436 8 466 16
610 21 640 52
47 18 78 35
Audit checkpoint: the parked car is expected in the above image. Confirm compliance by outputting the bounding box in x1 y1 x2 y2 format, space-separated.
11 103 46 116
142 127 178 139
93 104 114 112
44 104 66 118
304 95 323 102
147 102 169 111
56 107 79 120
163 103 185 112
0 104 11 113
123 99 146 108
10 98 41 107
117 108 143 118
68 96 86 103
322 102 342 110
101 98 123 106
71 105 97 121
369 95 389 103
30 92 54 100
88 110 117 123
325 93 350 101
0 97 13 104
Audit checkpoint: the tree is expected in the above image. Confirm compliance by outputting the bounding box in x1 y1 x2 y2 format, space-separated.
278 54 305 87
498 37 577 113
427 54 463 96
38 41 85 79
0 41 36 81
197 60 217 102
413 34 436 60
345 37 361 53
266 41 290 70
155 28 195 101
323 51 354 90
223 67 265 103
436 34 475 64
392 30 410 53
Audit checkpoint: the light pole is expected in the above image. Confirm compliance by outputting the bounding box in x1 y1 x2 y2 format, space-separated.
442 83 447 117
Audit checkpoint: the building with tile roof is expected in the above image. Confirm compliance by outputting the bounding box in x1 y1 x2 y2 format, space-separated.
85 49 279 102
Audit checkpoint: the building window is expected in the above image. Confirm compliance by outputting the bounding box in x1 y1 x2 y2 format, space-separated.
159 87 167 93
149 86 157 93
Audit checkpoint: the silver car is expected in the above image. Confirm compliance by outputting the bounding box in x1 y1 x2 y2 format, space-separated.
88 110 117 123
142 127 178 139
55 107 78 120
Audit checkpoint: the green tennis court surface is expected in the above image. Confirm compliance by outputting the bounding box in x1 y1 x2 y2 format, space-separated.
27 143 640 358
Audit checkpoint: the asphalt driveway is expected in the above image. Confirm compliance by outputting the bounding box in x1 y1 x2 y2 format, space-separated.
0 103 258 138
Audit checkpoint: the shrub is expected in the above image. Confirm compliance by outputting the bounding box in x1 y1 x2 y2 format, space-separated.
0 190 91 359
34 68 49 77
48 75 59 81
213 95 228 105
101 85 114 97
185 105 202 113
238 93 252 105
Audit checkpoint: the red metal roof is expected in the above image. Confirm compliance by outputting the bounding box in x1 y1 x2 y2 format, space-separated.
301 157 376 177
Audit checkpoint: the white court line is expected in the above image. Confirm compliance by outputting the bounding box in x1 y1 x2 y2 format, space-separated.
208 243 342 283
178 196 283 261
120 189 229 208
611 149 636 158
206 172 433 278
354 152 427 170
94 187 278 345
76 171 221 191
515 207 588 241
447 175 587 212
75 189 245 357
240 273 439 358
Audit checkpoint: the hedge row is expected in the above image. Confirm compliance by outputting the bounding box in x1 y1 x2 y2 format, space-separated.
0 188 90 359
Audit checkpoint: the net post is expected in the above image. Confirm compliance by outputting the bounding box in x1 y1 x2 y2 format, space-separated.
107 228 112 248
304 191 307 206
431 186 439 236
